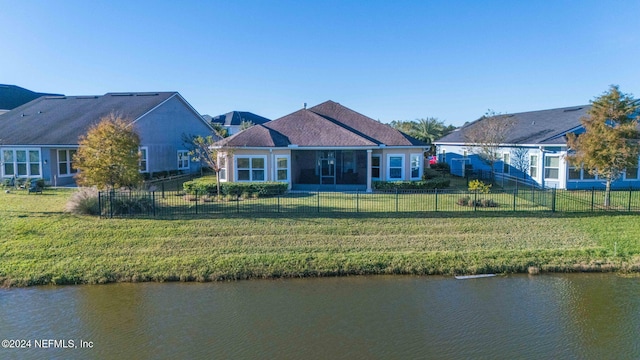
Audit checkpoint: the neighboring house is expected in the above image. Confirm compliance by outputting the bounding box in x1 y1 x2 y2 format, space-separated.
214 100 428 192
0 92 213 186
0 84 63 112
434 105 640 189
203 111 270 136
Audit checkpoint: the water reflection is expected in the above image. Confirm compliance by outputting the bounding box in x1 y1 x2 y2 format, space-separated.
0 274 638 359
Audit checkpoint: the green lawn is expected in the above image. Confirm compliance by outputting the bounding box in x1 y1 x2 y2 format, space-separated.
1 188 639 286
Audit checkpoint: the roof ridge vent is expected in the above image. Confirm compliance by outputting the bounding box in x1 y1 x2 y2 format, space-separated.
111 93 134 97
135 93 159 96
563 107 583 112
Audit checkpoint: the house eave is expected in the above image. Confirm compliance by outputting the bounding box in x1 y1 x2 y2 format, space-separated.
214 145 427 151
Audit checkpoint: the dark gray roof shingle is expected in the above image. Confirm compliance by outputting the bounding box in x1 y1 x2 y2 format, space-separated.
0 84 63 110
217 101 427 148
436 105 591 145
209 111 270 126
0 92 177 145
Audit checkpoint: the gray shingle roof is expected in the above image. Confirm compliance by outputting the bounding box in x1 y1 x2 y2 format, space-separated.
0 84 63 110
217 101 427 148
209 111 270 126
435 105 592 145
0 92 178 145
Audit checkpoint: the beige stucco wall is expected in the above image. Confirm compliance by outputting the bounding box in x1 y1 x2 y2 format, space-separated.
222 147 425 184
219 149 291 183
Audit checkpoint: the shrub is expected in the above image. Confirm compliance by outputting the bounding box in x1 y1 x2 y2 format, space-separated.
422 168 442 180
65 187 100 215
373 178 450 191
431 162 450 172
456 195 498 208
468 179 491 194
183 179 288 198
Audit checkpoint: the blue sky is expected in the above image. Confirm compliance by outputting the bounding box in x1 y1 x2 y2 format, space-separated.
1 1 639 125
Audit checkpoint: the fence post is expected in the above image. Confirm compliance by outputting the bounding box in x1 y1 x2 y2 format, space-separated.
356 191 359 213
591 187 595 212
317 191 320 213
109 189 114 218
195 190 198 215
161 182 165 199
435 188 438 212
629 187 633 212
551 188 556 213
277 193 281 213
98 191 102 218
395 188 399 213
152 191 156 217
513 189 516 211
473 190 477 212
236 194 240 214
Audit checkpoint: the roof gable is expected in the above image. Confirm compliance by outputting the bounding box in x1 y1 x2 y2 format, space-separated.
0 92 186 145
309 101 426 146
217 124 290 147
217 101 427 148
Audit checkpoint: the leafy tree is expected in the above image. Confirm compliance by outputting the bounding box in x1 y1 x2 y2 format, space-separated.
74 113 142 189
186 135 228 198
211 123 229 138
464 109 516 179
390 118 455 144
239 120 255 131
567 85 640 207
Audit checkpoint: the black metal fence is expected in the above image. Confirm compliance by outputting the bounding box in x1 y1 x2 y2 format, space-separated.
98 187 640 218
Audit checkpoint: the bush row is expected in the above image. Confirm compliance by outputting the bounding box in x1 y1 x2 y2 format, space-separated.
372 178 450 191
2 178 45 188
183 179 288 197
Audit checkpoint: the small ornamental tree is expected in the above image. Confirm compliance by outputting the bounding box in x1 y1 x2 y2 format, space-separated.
567 85 640 207
73 113 143 189
187 135 227 198
465 110 516 180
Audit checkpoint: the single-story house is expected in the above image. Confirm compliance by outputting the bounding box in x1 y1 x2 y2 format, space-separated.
0 92 213 186
203 111 271 135
434 105 640 189
214 100 428 192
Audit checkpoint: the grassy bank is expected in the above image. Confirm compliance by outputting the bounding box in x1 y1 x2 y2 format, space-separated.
1 188 639 287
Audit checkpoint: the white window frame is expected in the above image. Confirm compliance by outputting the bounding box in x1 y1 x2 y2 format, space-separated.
218 155 227 181
544 155 559 180
1 148 41 178
502 152 510 174
568 164 597 181
625 166 639 180
235 155 267 182
139 147 149 173
387 154 405 181
567 164 581 180
371 154 381 180
58 149 78 177
274 155 290 182
529 155 538 179
410 153 422 180
177 150 190 170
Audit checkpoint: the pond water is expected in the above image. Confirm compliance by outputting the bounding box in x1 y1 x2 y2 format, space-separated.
1 274 638 359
